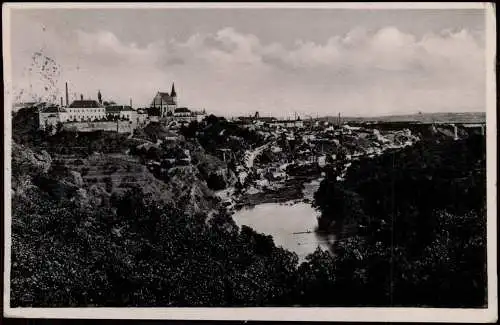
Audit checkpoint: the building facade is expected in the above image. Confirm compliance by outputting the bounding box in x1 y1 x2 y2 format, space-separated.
172 107 206 123
135 108 149 126
38 98 140 131
66 100 106 122
151 83 178 117
105 105 137 121
268 119 304 129
173 107 191 118
38 106 67 130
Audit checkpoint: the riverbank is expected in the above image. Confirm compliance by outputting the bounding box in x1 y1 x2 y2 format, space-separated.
231 176 334 262
220 126 423 259
235 174 321 209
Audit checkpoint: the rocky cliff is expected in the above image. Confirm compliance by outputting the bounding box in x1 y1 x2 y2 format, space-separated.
11 141 221 216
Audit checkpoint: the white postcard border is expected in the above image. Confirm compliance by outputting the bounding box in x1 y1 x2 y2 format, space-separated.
2 2 497 323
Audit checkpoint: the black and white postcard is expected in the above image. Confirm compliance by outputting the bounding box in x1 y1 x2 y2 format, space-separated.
2 2 497 322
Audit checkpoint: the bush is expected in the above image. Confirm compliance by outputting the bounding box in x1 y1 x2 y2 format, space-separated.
206 173 227 191
9 124 486 308
11 186 300 307
312 136 487 307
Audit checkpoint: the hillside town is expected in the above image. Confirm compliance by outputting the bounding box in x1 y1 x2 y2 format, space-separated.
7 4 491 314
31 82 207 133
14 85 486 218
11 75 488 310
14 91 484 222
11 94 487 305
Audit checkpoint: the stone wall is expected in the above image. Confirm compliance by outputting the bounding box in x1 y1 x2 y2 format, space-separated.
62 121 134 133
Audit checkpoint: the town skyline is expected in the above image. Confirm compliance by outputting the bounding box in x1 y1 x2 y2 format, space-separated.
8 7 486 118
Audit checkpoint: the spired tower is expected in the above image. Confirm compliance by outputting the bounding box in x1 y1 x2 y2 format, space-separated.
97 90 102 105
171 82 177 106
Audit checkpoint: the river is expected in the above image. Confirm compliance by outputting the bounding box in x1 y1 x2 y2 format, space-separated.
231 177 335 262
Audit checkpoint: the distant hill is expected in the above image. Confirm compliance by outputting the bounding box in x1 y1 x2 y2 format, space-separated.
321 112 486 124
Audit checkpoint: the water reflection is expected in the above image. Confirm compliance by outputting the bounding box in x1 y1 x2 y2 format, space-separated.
232 178 335 262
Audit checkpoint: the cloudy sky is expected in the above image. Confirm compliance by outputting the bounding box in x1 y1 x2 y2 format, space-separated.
7 7 486 117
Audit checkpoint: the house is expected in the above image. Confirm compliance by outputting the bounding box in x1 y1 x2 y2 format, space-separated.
13 102 40 112
119 106 136 121
289 119 304 128
150 83 177 117
181 149 191 164
136 108 149 126
271 146 282 153
174 107 191 118
216 148 234 162
269 119 303 129
342 124 362 135
39 97 106 129
236 115 277 125
194 110 206 122
172 107 207 123
105 105 123 118
302 134 316 142
237 116 256 124
38 105 67 130
105 105 137 121
163 130 179 142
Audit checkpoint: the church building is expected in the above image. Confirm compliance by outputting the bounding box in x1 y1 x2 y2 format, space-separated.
150 83 178 117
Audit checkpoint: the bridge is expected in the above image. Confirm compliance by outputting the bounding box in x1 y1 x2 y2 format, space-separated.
431 122 486 138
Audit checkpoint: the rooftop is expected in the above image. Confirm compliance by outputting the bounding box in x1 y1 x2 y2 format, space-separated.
174 107 190 113
41 106 67 113
14 102 39 108
106 105 135 113
152 92 176 106
69 100 102 108
238 116 277 122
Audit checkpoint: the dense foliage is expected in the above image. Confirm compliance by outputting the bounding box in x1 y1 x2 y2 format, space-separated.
15 129 134 156
313 135 487 307
10 112 487 307
13 108 138 155
188 115 266 158
11 186 299 307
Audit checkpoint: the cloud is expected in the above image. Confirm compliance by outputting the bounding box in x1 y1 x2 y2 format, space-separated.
75 30 168 66
11 24 485 117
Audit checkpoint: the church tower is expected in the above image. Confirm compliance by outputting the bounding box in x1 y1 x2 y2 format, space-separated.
171 82 177 105
97 90 102 105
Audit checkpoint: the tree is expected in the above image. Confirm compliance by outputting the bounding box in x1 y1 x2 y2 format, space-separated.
314 177 366 235
44 121 54 136
55 122 64 134
312 135 487 307
296 248 336 305
234 180 243 195
207 172 226 191
205 114 220 126
180 121 199 139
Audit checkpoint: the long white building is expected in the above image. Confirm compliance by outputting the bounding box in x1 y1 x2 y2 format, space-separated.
66 100 106 122
38 98 141 130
